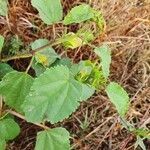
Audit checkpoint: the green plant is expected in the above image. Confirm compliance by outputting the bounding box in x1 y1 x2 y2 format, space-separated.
0 0 8 17
5 36 23 55
0 1 149 150
121 118 150 150
75 108 89 131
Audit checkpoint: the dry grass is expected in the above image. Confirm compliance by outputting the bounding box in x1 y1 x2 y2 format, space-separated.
0 0 150 150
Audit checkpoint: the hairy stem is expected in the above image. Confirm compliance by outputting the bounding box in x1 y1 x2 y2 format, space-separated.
6 110 49 130
0 40 61 62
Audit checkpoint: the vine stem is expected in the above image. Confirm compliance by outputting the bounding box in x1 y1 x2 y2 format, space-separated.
0 40 61 62
6 110 49 130
25 57 34 73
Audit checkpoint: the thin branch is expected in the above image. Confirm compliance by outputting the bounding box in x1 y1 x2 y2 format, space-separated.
0 40 61 62
25 57 34 73
6 110 50 130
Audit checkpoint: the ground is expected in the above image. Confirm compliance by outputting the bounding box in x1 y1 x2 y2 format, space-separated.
0 0 150 150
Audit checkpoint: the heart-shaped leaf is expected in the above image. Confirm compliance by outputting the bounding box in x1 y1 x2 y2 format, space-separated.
35 128 70 150
22 65 93 123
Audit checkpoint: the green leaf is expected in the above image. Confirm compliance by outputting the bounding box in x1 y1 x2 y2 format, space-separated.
0 118 20 140
63 4 94 25
52 58 72 68
73 60 106 89
80 84 95 101
92 10 104 32
94 44 111 79
32 58 46 77
77 28 94 44
0 138 6 150
106 82 129 117
135 136 146 150
22 65 84 124
0 0 8 16
7 36 23 55
59 32 83 49
132 128 150 139
31 39 59 67
35 127 70 150
0 63 13 80
0 35 4 53
31 0 62 25
0 71 33 112
120 118 134 131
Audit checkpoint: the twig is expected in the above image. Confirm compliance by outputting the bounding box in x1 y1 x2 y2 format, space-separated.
96 119 117 149
86 117 113 138
130 75 150 102
25 57 34 73
0 40 61 62
6 110 49 130
111 36 150 42
1 53 32 62
71 116 113 149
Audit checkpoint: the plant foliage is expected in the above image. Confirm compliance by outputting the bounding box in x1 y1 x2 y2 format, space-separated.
0 0 8 16
35 128 70 150
0 71 33 112
0 63 13 80
0 137 6 150
0 2 146 150
22 65 94 123
64 4 94 25
31 39 60 67
106 82 129 117
0 35 4 53
31 0 62 25
94 44 111 79
0 118 20 140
